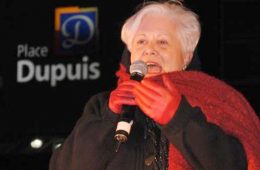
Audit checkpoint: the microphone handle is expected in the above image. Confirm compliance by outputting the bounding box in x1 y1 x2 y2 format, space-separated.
114 105 136 143
120 105 136 122
115 72 143 138
114 71 144 152
120 72 144 123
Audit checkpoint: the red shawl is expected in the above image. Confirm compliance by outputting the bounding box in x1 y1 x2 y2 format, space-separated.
116 64 260 170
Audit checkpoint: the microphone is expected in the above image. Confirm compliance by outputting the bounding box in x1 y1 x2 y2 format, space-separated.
114 60 147 152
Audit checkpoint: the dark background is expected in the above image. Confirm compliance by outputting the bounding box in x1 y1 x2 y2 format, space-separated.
0 0 259 169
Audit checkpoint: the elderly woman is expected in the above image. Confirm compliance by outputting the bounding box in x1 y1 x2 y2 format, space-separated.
49 1 260 170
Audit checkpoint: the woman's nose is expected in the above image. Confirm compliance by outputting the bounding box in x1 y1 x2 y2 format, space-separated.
143 44 157 56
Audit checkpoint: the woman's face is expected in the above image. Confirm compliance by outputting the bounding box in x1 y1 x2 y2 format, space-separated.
130 14 188 77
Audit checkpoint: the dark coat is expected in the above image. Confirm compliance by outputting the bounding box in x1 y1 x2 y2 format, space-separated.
49 92 247 170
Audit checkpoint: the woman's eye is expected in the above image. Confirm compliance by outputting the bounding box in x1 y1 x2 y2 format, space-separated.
159 40 168 45
137 39 145 45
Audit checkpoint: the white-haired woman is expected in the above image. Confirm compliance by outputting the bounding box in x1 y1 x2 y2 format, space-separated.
49 2 259 170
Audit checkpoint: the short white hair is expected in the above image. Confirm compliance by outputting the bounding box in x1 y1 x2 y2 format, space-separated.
121 2 201 54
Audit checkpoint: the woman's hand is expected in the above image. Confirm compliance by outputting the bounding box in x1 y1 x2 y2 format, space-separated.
133 75 181 125
108 80 139 114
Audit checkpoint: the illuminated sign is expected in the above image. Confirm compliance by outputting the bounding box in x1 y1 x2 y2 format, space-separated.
55 6 98 54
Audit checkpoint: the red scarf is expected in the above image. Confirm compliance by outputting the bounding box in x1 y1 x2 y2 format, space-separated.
116 64 260 170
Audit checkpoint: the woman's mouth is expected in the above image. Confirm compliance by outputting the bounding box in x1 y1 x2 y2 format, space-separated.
146 62 162 74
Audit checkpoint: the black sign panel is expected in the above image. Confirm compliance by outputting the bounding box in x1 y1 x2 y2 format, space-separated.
0 0 141 139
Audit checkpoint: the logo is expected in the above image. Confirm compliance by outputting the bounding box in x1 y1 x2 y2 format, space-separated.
55 6 98 55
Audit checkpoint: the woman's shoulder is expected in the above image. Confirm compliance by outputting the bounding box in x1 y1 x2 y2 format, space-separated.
88 91 110 102
83 91 110 112
81 91 118 122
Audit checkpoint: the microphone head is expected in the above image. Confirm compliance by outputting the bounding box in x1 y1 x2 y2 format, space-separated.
130 60 148 77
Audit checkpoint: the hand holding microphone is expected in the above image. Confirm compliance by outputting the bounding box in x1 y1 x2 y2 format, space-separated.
108 81 137 114
109 61 181 152
109 60 147 152
109 60 148 114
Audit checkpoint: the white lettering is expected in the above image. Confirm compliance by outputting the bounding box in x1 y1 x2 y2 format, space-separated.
51 64 66 87
17 44 26 57
82 56 89 79
89 63 100 79
17 44 48 58
16 57 101 87
67 64 81 80
17 60 34 82
41 47 48 57
35 65 50 82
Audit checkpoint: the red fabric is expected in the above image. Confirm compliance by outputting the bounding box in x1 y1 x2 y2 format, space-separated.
116 65 260 170
133 76 181 125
